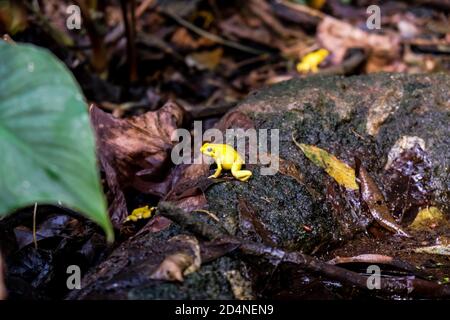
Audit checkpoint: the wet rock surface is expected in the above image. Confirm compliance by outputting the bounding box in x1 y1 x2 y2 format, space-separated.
205 73 449 251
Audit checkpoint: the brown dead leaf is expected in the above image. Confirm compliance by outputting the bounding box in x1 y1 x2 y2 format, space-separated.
150 252 193 282
150 235 201 282
186 48 223 71
219 14 278 48
171 27 214 50
90 101 185 226
317 16 400 70
355 158 410 237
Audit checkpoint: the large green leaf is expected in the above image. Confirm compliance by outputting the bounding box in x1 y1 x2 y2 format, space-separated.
0 42 113 242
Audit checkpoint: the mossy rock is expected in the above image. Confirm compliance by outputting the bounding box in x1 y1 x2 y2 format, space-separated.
205 73 450 252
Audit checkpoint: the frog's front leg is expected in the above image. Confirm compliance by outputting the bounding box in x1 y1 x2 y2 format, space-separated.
231 162 252 182
209 160 222 179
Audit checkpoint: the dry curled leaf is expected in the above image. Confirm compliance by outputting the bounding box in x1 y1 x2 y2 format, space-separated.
150 252 194 282
186 48 223 71
317 16 400 70
90 101 185 226
293 136 358 190
150 235 201 282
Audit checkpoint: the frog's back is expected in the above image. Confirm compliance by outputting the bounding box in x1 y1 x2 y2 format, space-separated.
216 144 241 169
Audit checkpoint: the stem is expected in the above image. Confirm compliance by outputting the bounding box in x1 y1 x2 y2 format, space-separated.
33 202 38 250
120 0 138 83
74 0 108 74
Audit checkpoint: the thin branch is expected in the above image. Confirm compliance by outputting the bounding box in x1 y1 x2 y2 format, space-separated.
157 201 450 299
136 0 156 18
33 202 38 250
162 10 268 56
74 0 108 74
277 0 326 20
120 0 138 82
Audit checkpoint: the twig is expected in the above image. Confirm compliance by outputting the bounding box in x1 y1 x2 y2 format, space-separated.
136 0 156 18
176 99 236 119
318 50 367 76
104 0 156 45
33 202 38 250
328 254 431 279
74 0 108 74
120 0 138 82
277 0 326 20
193 209 220 222
157 201 450 298
162 10 268 55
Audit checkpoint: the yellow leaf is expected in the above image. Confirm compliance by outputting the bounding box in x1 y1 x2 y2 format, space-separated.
293 134 358 190
409 207 446 230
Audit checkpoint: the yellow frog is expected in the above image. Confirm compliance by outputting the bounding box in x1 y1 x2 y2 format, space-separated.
124 206 155 222
296 48 330 74
200 143 252 182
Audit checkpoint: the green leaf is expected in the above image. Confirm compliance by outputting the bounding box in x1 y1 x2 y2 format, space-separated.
0 42 113 242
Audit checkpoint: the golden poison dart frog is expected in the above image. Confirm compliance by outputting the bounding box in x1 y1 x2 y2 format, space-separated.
296 48 330 74
125 206 155 222
200 143 252 182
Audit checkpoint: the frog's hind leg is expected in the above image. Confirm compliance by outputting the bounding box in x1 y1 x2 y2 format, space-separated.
231 162 252 182
209 161 222 179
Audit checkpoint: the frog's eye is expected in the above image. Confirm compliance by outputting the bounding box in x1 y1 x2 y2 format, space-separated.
206 147 213 153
